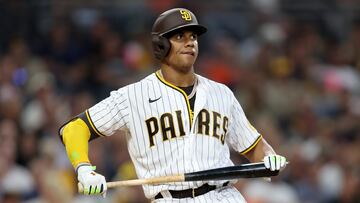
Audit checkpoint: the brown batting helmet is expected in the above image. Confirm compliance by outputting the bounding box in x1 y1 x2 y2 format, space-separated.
151 8 207 60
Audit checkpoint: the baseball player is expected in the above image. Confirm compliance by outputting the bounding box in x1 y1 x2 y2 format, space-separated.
59 8 287 202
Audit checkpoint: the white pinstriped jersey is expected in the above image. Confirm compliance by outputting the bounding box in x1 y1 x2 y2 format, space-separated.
85 71 261 199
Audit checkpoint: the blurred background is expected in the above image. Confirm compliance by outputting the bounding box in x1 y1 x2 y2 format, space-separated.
0 0 360 203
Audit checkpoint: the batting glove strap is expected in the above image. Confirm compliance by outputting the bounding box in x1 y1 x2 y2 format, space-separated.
263 154 287 171
76 163 92 174
77 165 107 196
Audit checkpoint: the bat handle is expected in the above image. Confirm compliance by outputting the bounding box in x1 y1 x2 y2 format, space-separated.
78 182 84 193
78 182 114 194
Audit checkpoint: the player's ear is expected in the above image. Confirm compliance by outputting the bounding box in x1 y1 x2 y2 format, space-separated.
152 34 171 60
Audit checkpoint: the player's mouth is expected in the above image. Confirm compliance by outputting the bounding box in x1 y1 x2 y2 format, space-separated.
180 51 195 56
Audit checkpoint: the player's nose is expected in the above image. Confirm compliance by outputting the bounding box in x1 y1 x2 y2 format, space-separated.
184 41 195 50
185 38 195 47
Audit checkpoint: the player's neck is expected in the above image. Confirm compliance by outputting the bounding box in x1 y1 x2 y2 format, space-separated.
159 65 196 87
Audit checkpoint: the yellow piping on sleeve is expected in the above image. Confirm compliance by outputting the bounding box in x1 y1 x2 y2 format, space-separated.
240 135 262 155
62 118 91 168
85 110 105 137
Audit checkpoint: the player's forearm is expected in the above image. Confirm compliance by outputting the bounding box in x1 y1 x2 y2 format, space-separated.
61 118 91 169
243 138 276 163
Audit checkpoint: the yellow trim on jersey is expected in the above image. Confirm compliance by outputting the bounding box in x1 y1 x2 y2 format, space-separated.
155 71 193 127
85 109 105 137
62 118 91 168
240 135 262 155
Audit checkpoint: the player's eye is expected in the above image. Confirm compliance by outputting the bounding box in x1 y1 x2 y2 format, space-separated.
175 34 183 40
190 34 197 40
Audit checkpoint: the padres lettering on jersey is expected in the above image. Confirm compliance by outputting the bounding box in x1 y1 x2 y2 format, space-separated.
145 110 186 147
145 109 228 147
81 71 261 199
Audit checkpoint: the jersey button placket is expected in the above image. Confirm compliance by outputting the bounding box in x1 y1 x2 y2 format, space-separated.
185 114 198 172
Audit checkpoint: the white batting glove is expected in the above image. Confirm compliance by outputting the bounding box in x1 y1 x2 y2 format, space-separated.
263 154 287 171
77 165 107 197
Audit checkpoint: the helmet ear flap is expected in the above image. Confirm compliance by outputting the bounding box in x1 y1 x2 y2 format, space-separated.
152 34 171 61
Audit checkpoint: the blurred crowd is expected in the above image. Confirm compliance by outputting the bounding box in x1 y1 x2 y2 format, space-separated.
1 0 360 203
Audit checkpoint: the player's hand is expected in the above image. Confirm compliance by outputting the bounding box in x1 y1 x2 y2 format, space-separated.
263 154 287 171
77 165 107 197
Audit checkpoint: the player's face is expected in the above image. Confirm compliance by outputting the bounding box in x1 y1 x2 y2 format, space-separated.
164 30 198 72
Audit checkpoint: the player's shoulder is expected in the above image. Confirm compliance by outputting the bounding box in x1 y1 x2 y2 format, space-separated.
129 72 158 87
197 74 234 94
109 73 157 95
117 73 156 92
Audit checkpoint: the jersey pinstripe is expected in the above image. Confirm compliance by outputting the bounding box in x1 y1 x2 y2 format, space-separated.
85 71 261 199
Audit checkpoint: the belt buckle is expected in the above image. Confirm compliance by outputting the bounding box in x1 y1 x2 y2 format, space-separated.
192 188 196 198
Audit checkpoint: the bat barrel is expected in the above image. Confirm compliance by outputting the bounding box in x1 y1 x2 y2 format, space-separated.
184 162 279 182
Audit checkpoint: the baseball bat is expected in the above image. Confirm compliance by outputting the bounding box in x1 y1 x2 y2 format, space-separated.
78 162 279 193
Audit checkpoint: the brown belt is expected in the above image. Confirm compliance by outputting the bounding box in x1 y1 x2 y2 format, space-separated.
154 182 229 199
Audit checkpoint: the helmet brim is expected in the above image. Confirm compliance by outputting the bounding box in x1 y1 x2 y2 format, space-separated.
160 24 207 38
